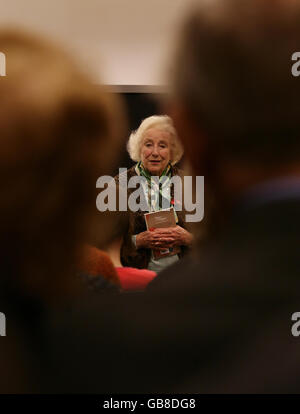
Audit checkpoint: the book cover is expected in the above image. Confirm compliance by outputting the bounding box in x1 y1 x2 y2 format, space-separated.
144 207 180 259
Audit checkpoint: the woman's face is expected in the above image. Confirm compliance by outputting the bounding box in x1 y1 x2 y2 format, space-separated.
140 128 172 176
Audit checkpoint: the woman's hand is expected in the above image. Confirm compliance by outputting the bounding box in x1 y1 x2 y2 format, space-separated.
135 226 193 250
152 226 193 248
135 230 164 249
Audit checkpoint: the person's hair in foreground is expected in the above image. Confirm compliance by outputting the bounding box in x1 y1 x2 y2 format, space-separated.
0 30 122 304
171 0 300 190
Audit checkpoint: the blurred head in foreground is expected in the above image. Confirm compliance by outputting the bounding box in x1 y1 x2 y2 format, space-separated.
0 30 123 303
170 0 300 212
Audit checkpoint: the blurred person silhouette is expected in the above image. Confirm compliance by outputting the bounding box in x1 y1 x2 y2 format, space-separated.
46 0 300 394
103 210 157 290
0 29 123 392
80 211 157 291
148 0 300 391
78 245 121 292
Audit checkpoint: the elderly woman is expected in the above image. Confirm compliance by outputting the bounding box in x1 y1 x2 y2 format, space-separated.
115 115 193 272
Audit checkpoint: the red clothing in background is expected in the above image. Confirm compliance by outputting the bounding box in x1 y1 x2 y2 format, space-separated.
116 267 157 291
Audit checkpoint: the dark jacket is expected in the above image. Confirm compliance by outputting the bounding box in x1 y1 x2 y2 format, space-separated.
115 165 189 269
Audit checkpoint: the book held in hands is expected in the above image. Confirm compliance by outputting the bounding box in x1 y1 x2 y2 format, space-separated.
144 207 180 259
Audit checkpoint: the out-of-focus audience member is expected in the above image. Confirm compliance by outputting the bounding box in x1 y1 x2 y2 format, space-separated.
115 115 193 273
47 0 300 394
0 29 122 392
78 245 120 292
79 210 156 292
104 211 157 290
148 0 300 390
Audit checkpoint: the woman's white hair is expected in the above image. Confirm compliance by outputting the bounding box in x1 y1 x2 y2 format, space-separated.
127 115 184 165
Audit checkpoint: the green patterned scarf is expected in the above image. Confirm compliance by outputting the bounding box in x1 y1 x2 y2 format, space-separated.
136 161 172 211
